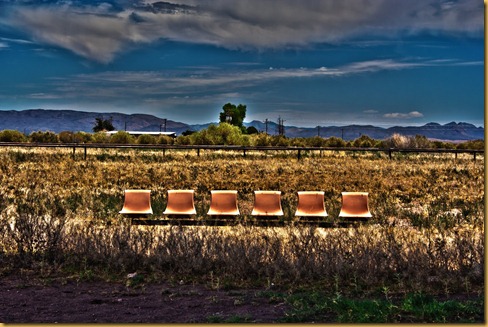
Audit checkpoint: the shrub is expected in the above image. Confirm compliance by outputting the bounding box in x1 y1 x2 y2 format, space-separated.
157 135 175 145
109 131 135 144
58 131 75 143
29 131 59 143
325 136 346 147
409 135 432 149
306 136 328 147
0 129 27 142
456 139 484 150
190 123 244 145
353 135 375 148
137 134 158 145
73 131 93 143
383 133 409 148
92 131 110 143
251 133 272 146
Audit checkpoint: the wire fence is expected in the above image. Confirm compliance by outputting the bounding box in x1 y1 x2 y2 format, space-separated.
0 142 483 160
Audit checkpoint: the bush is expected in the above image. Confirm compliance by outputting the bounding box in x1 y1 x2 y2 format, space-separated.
73 132 93 143
58 131 75 143
456 140 484 150
92 132 110 143
251 133 272 146
175 135 191 145
0 129 27 142
306 136 328 147
409 135 432 149
29 131 59 143
353 135 375 148
325 136 346 147
157 135 175 145
190 123 244 145
110 131 135 144
137 134 158 145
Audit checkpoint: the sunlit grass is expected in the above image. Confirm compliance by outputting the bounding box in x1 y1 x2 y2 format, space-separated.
0 147 483 300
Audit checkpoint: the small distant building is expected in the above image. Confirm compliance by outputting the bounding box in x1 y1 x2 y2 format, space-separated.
106 131 177 138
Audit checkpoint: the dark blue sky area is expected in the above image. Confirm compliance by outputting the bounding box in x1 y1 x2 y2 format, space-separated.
0 0 483 127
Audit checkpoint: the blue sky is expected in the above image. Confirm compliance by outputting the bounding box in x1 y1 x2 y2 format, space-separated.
0 0 483 128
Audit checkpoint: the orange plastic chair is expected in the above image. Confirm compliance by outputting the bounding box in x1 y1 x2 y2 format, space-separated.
119 190 153 215
251 191 284 216
338 192 372 219
163 190 197 216
295 191 328 217
207 190 240 216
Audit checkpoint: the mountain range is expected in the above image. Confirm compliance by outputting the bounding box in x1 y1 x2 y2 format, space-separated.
0 109 483 141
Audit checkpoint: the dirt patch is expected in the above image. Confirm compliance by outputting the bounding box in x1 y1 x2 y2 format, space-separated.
0 276 289 323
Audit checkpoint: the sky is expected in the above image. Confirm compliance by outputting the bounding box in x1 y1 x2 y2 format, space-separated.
0 0 484 128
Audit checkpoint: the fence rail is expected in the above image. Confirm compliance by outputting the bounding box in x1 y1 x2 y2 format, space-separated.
0 142 483 160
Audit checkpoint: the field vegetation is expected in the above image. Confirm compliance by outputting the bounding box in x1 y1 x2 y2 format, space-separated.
0 125 484 150
0 146 483 322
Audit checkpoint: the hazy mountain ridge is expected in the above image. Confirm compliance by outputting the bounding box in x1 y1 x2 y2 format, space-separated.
0 109 483 141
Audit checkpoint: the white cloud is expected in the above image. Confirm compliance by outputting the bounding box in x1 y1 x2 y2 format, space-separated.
0 0 482 62
383 111 424 119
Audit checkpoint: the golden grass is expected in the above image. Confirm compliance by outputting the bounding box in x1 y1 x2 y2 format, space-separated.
0 147 483 294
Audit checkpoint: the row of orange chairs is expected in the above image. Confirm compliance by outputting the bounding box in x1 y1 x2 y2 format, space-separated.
119 190 372 219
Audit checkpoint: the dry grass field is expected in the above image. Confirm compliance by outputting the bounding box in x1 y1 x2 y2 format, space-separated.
0 147 483 322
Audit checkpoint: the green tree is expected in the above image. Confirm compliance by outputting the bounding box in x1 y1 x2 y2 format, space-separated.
219 103 246 130
246 126 259 135
93 117 115 132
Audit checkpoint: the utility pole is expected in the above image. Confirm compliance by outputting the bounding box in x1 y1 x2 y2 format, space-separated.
160 119 167 132
317 126 320 137
341 128 344 140
264 118 269 134
278 117 285 136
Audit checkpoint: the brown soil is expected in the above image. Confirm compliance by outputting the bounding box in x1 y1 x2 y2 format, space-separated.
0 275 289 323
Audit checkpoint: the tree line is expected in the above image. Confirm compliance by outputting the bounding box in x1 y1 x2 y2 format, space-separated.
0 103 482 150
0 126 482 150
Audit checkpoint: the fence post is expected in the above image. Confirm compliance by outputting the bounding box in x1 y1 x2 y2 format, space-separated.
197 148 200 157
84 146 87 160
474 152 476 161
243 148 246 157
297 149 301 160
388 148 392 160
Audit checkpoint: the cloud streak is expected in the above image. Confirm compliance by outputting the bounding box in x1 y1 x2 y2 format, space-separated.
0 0 483 62
383 111 424 119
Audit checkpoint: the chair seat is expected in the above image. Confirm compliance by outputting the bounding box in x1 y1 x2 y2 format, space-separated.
338 192 372 218
251 191 284 216
295 191 328 217
163 190 197 215
207 190 240 215
119 190 153 215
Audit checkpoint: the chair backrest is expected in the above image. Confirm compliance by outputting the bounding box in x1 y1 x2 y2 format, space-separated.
119 189 153 215
295 191 328 217
339 192 372 218
163 190 196 215
251 191 284 216
207 190 240 215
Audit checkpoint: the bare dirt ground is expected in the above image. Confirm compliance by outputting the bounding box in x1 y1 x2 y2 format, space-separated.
0 275 290 323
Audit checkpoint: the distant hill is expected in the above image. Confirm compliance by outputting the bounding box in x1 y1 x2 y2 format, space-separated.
0 109 483 141
252 121 485 141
